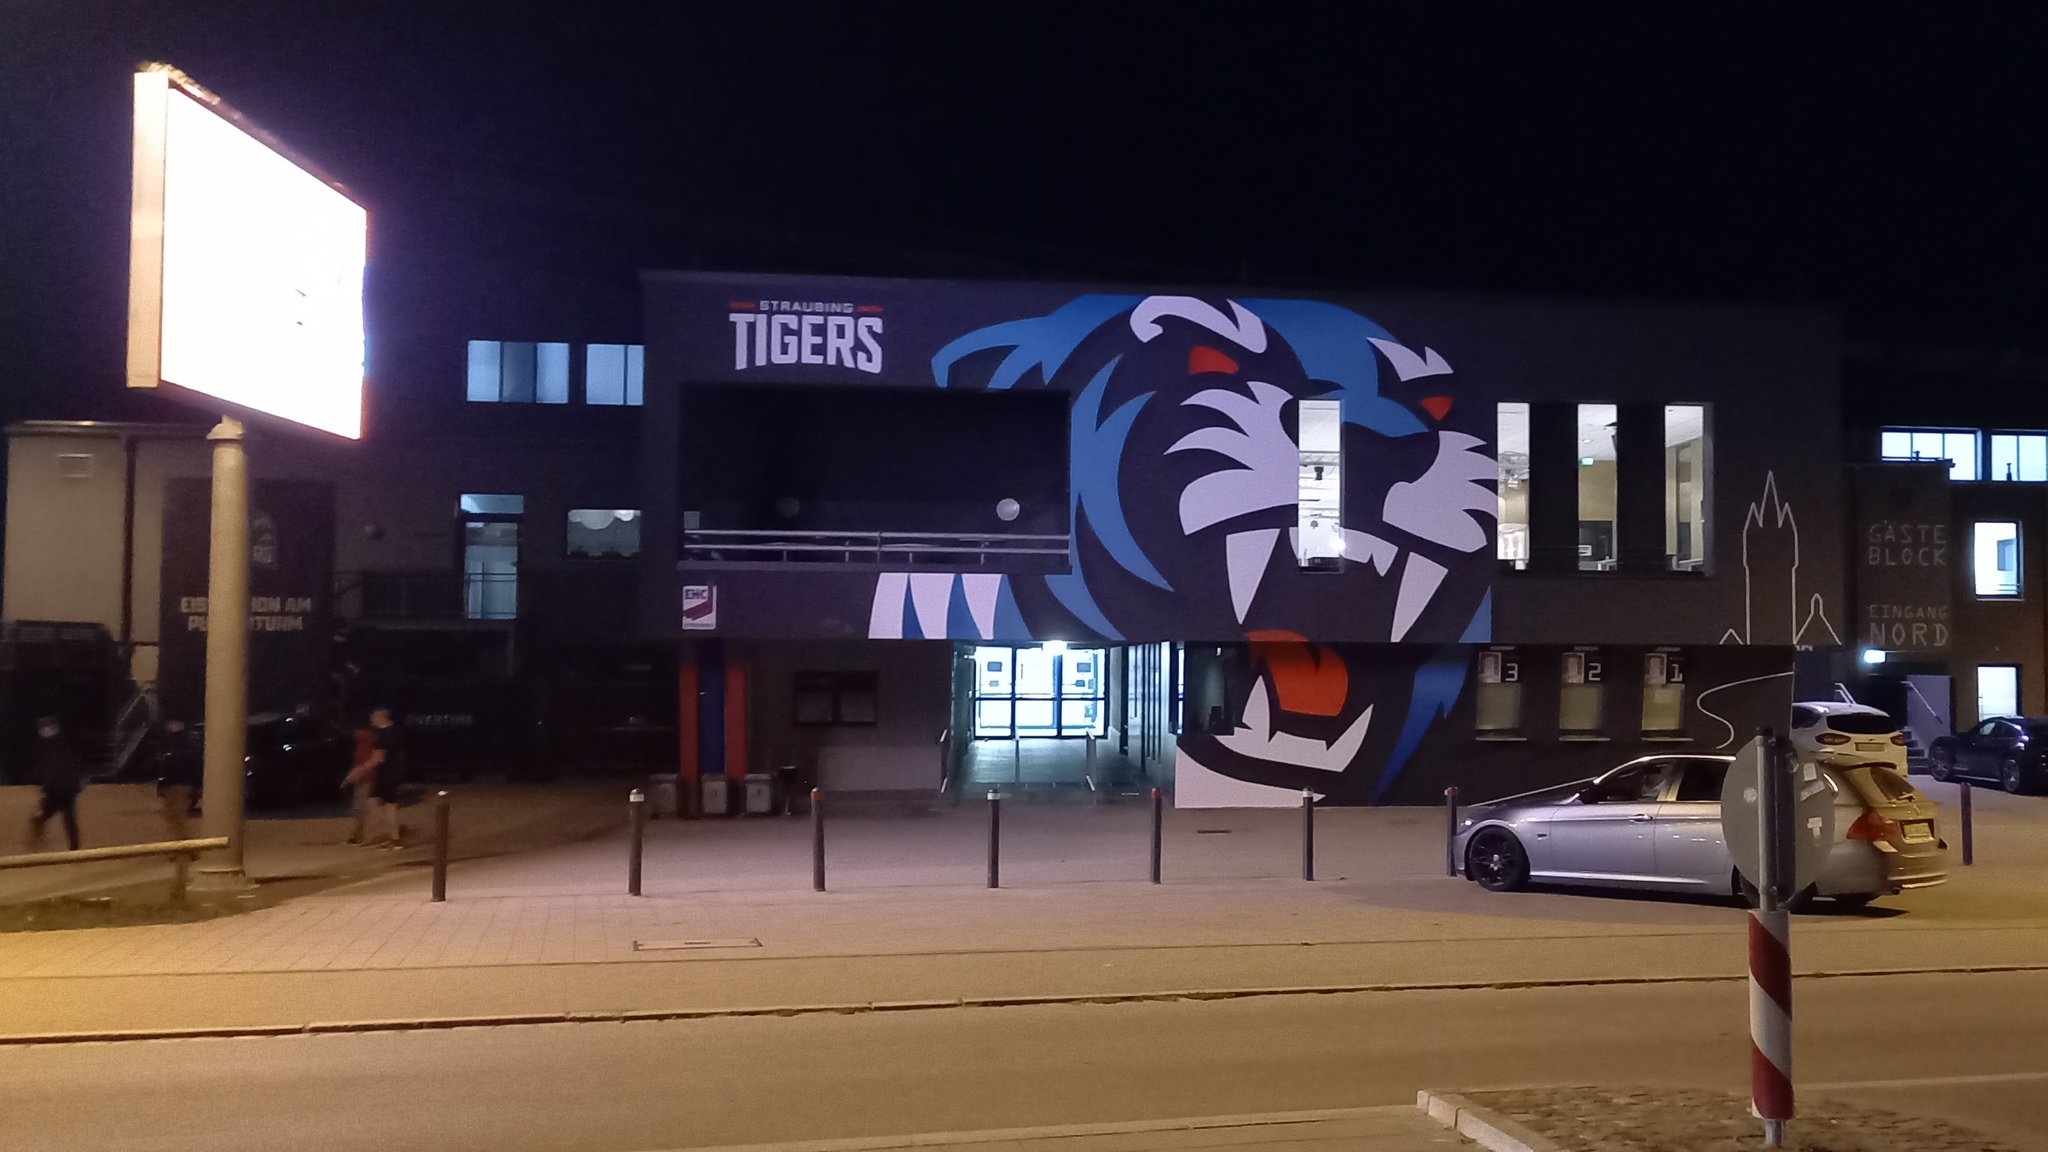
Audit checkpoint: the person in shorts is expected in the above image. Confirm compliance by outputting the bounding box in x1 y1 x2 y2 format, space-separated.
367 707 406 848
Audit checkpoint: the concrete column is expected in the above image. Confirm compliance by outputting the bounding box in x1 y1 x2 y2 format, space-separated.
195 417 250 889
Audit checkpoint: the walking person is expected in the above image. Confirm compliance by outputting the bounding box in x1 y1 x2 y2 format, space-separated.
341 724 377 844
363 707 407 848
25 717 83 852
154 717 202 840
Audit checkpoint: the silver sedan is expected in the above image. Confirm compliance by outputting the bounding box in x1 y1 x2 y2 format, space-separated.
1452 754 1948 907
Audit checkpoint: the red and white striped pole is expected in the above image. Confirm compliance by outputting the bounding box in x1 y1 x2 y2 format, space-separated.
1750 732 1794 1147
1749 904 1793 1143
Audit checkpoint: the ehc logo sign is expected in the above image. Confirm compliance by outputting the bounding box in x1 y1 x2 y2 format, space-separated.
728 299 883 373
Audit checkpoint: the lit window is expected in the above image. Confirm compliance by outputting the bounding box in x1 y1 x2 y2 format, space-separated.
566 508 642 558
1496 403 1529 569
465 340 568 403
1973 521 2021 598
1642 653 1685 733
1880 427 1980 480
1296 398 1342 569
1989 433 2048 482
459 494 525 516
1577 404 1616 571
1560 650 1605 735
1665 405 1708 571
1475 649 1522 735
1978 665 2019 722
586 343 646 406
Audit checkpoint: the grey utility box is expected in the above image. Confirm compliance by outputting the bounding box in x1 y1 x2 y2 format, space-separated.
700 776 733 817
743 774 777 815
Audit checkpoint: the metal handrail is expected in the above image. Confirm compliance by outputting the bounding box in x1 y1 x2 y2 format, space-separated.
0 836 229 900
683 528 1071 568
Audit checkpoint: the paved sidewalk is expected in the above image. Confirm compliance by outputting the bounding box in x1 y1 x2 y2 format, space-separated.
650 1108 1471 1152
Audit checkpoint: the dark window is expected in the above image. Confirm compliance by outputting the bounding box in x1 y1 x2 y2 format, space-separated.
1674 760 1727 802
1588 763 1665 803
1824 712 1898 735
1791 705 1821 729
793 672 879 727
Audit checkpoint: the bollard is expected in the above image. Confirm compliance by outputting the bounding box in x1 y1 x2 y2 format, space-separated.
1961 780 1974 866
1150 787 1163 884
987 788 1002 888
628 788 646 897
811 787 826 892
1444 785 1460 877
1301 788 1315 881
431 791 450 903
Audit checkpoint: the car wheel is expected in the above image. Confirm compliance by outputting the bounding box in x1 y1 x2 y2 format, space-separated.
2003 758 2029 795
1929 747 1954 782
1466 830 1530 893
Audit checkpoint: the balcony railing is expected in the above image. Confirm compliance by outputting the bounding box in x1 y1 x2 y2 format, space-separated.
336 571 518 623
682 529 1070 571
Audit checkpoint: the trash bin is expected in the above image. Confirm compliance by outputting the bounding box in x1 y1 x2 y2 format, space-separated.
700 775 733 817
648 776 679 818
743 774 777 816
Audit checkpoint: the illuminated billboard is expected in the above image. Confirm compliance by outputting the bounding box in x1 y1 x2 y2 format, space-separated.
127 66 366 439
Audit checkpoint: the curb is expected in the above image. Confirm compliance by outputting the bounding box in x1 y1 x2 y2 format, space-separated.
5 961 2043 1046
1415 1092 1563 1152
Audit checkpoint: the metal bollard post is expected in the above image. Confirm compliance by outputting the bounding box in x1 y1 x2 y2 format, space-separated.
1149 787 1163 884
431 791 450 903
1301 788 1315 881
811 787 826 892
987 788 1002 888
1961 780 1974 866
1444 786 1460 877
628 788 646 897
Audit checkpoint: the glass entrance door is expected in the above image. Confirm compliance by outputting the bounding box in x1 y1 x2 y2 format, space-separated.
970 644 1108 738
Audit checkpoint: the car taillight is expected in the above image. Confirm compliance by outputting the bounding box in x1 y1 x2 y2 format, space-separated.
1846 810 1901 842
1817 732 1852 746
1891 733 1908 746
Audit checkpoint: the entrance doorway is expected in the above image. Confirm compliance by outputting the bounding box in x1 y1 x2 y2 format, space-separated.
968 644 1108 739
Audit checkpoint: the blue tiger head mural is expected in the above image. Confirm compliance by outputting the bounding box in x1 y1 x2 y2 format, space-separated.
890 294 1496 802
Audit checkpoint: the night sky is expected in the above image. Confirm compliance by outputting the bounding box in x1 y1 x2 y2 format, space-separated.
5 3 2048 432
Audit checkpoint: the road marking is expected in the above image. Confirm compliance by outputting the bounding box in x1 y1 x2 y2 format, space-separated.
1808 1070 2048 1091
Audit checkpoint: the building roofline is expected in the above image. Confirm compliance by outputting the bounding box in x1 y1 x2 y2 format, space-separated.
6 420 213 440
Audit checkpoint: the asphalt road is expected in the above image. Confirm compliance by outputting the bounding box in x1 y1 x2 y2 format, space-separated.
6 969 2048 1152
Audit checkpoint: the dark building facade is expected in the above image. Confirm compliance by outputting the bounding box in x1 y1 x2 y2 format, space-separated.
637 273 1845 806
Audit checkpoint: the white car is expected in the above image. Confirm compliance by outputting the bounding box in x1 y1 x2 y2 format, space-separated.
1790 701 1907 774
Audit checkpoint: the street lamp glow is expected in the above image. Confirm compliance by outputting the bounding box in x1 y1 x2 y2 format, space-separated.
1861 647 1888 665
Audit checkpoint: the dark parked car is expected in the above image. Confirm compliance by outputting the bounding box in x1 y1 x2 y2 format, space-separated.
1929 717 2048 794
129 711 354 811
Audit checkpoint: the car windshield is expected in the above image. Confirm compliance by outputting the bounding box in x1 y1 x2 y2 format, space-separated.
1824 712 1898 735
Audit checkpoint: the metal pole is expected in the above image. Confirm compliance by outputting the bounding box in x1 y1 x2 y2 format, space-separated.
987 788 1001 888
628 788 647 896
195 417 250 890
1012 734 1022 785
1444 786 1460 877
1149 787 1164 884
1960 780 1974 866
431 791 449 902
1301 788 1315 881
811 787 826 892
1751 731 1793 1146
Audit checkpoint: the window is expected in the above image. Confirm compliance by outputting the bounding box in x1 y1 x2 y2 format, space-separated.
1586 762 1665 803
566 509 641 558
1560 650 1605 734
1496 403 1529 568
1642 652 1685 733
1978 665 2019 722
1880 427 1980 480
1296 398 1342 569
793 672 878 727
1674 759 1727 803
1973 521 2020 597
1665 405 1708 570
1475 649 1522 735
461 494 523 620
466 341 568 404
1990 433 2048 482
969 644 1108 738
586 344 646 406
1577 404 1616 571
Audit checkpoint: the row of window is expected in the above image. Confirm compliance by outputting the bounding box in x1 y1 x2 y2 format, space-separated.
1881 426 2048 483
1495 403 1710 572
467 341 645 406
1475 648 1688 737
